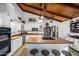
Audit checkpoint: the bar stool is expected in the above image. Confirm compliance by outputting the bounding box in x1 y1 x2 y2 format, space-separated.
52 49 61 56
30 48 38 56
61 50 72 56
41 49 49 56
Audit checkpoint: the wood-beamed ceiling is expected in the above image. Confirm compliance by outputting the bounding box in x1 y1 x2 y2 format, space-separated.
17 3 79 22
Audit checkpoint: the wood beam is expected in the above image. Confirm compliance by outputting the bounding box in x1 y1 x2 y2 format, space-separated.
20 3 72 19
62 3 79 10
17 3 70 22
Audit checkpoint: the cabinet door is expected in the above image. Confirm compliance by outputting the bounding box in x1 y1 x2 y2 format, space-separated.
74 39 79 51
11 37 22 53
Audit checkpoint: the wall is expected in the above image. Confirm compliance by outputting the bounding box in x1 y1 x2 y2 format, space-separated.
0 3 24 34
58 17 79 39
59 20 71 39
22 12 44 31
8 3 24 55
7 3 24 35
0 3 10 27
0 3 24 56
22 12 60 31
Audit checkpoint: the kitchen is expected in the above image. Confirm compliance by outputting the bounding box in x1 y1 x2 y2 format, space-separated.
0 3 79 56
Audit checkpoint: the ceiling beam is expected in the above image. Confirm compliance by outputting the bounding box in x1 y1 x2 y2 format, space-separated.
20 3 72 19
17 4 64 22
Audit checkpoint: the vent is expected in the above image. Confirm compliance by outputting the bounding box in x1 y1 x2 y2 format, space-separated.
29 18 36 22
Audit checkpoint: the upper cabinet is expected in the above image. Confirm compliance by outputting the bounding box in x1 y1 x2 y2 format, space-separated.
70 18 79 33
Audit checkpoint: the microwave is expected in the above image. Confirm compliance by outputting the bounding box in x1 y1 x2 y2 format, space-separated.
0 27 11 56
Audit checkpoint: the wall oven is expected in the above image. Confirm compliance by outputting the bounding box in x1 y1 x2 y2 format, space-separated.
0 27 11 56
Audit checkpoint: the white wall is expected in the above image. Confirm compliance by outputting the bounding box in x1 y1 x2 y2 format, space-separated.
59 20 71 38
7 3 24 35
22 12 60 31
0 3 24 55
0 3 24 33
11 22 22 35
22 12 44 31
0 3 10 27
8 3 24 55
58 17 79 39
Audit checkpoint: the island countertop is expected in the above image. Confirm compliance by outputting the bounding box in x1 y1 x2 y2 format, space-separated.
25 37 73 44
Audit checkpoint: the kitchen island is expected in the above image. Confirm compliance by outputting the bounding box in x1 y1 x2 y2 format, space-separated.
25 37 73 56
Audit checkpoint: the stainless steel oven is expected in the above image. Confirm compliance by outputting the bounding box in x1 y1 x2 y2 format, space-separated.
0 27 11 56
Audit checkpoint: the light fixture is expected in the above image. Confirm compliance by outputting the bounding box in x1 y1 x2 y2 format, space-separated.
39 16 44 19
38 19 43 23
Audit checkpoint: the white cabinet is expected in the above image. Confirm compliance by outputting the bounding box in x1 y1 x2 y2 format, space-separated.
9 37 22 55
69 37 79 52
74 39 79 51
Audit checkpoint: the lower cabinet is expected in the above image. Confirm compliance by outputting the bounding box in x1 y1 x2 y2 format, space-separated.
74 39 79 51
8 37 22 56
12 37 22 52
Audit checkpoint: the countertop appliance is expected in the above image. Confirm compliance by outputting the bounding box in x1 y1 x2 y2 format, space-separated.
0 27 11 56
